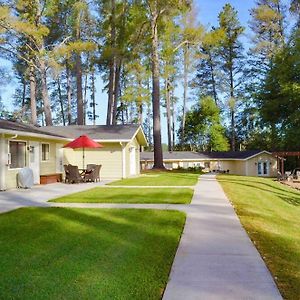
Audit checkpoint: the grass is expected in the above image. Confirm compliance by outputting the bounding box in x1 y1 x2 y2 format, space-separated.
218 175 300 300
108 170 200 186
0 208 185 300
50 187 194 204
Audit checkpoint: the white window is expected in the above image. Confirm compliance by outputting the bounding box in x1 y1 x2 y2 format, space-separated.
258 161 269 176
9 141 26 169
41 143 50 161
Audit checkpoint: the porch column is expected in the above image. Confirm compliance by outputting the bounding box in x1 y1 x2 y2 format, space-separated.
0 134 6 190
120 142 126 179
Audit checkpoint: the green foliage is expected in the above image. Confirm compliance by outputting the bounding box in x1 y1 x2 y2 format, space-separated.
254 27 300 150
178 96 229 151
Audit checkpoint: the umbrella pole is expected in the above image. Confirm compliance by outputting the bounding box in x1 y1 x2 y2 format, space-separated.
83 147 85 169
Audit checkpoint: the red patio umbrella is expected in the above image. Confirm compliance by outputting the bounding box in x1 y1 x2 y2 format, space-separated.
63 135 103 169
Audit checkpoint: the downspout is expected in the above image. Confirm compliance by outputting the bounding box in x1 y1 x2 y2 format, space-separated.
120 142 126 179
0 134 6 190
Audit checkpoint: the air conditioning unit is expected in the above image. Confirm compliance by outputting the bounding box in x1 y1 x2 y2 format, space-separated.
17 167 34 189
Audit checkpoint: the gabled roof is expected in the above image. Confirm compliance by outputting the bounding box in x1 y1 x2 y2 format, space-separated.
41 124 147 145
140 150 272 161
0 119 148 145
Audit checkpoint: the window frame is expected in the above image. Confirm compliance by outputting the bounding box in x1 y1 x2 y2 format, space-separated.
41 143 50 162
8 140 27 170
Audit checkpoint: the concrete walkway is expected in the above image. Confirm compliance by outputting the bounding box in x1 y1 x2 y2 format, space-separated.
163 174 282 300
0 181 110 213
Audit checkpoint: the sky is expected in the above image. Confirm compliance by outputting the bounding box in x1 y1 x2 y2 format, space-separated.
0 1 293 142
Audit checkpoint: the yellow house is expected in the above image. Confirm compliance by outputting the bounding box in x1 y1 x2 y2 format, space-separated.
141 151 278 177
0 120 147 190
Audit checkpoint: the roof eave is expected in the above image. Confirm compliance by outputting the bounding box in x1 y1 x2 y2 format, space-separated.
0 128 68 141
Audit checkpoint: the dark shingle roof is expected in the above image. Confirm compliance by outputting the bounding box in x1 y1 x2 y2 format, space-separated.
0 120 143 142
0 119 65 138
204 150 265 159
141 150 268 161
141 151 209 160
41 124 140 140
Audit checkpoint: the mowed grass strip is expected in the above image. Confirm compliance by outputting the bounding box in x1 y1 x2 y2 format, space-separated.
0 208 185 300
218 175 300 300
108 170 200 186
50 187 193 204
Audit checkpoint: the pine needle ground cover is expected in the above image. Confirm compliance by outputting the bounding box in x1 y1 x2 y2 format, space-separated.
218 175 300 300
0 208 185 300
50 187 193 204
108 170 200 186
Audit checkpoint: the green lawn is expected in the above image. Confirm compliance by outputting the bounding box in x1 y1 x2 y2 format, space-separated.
50 187 194 204
108 170 200 186
0 208 185 299
218 175 300 300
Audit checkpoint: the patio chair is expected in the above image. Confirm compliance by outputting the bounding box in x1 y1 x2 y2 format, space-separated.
68 165 83 183
84 164 102 182
64 164 71 183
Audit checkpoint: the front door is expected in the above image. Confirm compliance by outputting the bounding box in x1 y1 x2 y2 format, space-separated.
28 141 40 184
258 161 269 176
130 147 136 176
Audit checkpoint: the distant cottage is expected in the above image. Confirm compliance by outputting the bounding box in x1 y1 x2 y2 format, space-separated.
140 151 277 177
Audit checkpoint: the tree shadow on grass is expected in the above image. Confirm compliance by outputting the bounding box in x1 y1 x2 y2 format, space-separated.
0 208 185 300
218 176 300 207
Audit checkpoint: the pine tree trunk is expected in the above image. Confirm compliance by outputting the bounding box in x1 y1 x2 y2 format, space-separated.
112 59 121 125
21 78 26 117
106 0 116 125
107 60 115 125
75 53 84 125
83 72 88 125
181 45 188 145
91 71 96 125
150 3 164 169
57 77 66 126
208 51 218 105
29 64 37 125
66 62 72 125
171 89 176 149
165 79 172 152
40 59 53 126
230 57 235 151
137 78 143 125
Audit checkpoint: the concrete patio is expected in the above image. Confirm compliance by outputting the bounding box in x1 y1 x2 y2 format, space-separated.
0 181 110 213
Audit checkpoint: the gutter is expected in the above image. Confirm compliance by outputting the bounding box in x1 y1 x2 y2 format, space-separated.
0 128 67 142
